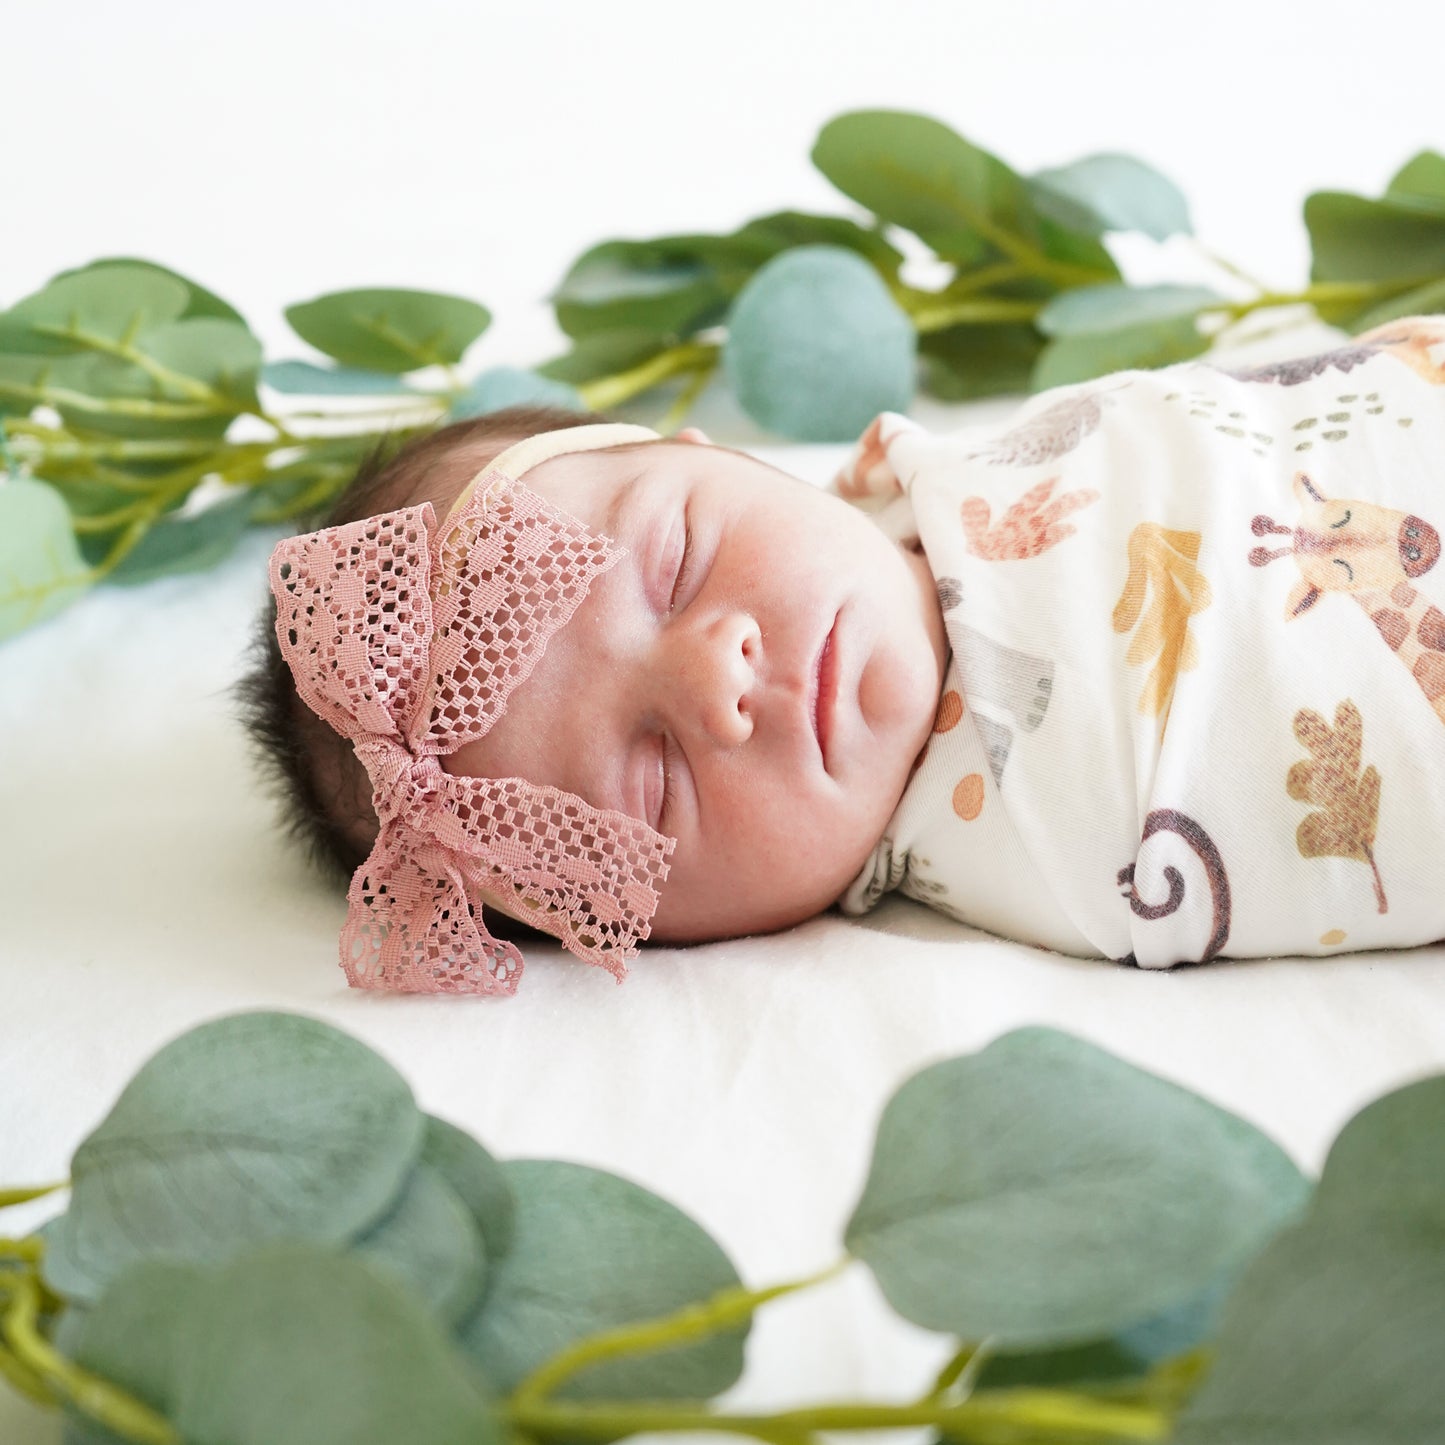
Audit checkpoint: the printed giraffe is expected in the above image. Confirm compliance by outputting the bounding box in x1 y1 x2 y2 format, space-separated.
1249 469 1445 723
1356 315 1445 385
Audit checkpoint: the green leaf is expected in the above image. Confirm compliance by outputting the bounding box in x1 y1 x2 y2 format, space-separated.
1037 283 1225 338
1029 153 1193 241
1172 1219 1445 1444
0 353 71 416
48 258 246 324
918 322 1042 400
1032 314 1210 389
811 109 1032 268
1310 1074 1445 1231
1350 276 1445 332
82 487 259 584
420 1115 516 1269
285 288 492 371
534 328 674 386
1385 150 1445 216
41 1011 425 1304
549 237 736 341
351 1162 487 1329
75 1246 499 1445
844 1027 1311 1349
722 243 916 440
0 477 94 642
262 359 425 395
0 265 189 358
730 208 909 279
446 366 586 420
1305 191 1445 284
458 1159 746 1399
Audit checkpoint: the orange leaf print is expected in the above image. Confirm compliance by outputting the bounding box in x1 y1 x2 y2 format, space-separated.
1112 522 1212 734
961 476 1100 560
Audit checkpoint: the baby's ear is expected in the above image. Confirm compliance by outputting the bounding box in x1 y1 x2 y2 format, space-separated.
675 426 710 445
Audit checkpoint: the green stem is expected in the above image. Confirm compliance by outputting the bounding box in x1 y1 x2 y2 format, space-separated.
512 1258 852 1406
922 1338 993 1402
508 1388 1169 1442
656 358 719 434
0 1185 69 1210
0 1271 180 1445
578 342 718 413
910 298 1044 333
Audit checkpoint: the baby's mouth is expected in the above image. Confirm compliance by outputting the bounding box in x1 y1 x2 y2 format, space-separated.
810 611 840 772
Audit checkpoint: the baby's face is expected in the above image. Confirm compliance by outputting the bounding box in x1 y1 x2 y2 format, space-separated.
440 428 947 943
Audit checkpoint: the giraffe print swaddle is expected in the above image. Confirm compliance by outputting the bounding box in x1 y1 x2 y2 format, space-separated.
833 315 1445 967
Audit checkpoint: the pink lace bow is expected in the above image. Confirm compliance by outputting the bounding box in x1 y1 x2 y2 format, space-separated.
269 469 676 996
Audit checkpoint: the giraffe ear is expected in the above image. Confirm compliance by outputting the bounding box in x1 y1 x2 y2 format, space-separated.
1286 578 1321 618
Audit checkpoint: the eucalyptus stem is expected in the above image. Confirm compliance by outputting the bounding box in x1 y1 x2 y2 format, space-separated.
511 1257 852 1405
0 1185 69 1210
0 1271 180 1445
656 357 720 434
578 342 719 413
922 1338 993 1402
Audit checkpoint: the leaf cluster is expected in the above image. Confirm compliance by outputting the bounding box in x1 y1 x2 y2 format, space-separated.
2 1014 1441 1443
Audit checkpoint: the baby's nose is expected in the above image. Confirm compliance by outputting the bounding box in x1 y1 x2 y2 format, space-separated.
682 612 760 748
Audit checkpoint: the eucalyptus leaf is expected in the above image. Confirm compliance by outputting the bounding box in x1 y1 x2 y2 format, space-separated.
844 1027 1311 1348
81 486 259 585
1037 283 1225 338
1349 277 1445 332
731 208 909 279
0 352 72 416
351 1162 487 1329
0 477 94 642
811 109 1029 268
0 265 189 358
722 243 915 440
1385 149 1445 215
420 1115 516 1268
1031 314 1210 389
285 288 492 371
1029 152 1193 241
1172 1220 1445 1445
1305 191 1445 284
918 321 1043 400
262 359 425 395
458 1159 746 1400
48 257 246 324
447 366 586 420
41 1011 425 1304
534 327 674 386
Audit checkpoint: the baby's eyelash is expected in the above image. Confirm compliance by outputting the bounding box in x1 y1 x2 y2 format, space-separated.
668 517 693 612
660 733 680 828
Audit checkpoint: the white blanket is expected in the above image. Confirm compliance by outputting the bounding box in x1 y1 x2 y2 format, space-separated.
837 317 1445 968
6 342 1445 1440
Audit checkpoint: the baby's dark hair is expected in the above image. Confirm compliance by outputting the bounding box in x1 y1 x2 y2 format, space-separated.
230 402 635 945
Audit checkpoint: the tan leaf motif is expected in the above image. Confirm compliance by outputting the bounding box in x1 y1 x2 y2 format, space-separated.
1287 699 1387 913
961 476 1100 561
1111 522 1212 733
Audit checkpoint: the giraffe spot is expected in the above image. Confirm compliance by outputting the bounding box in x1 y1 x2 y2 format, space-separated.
1414 651 1445 700
1392 581 1418 608
952 773 985 821
934 689 963 733
1320 929 1347 946
1373 608 1410 650
1420 606 1445 652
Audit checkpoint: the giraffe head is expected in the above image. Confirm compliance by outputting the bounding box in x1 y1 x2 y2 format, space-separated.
1249 470 1439 618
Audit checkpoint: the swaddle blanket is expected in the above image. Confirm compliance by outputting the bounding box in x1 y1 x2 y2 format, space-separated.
833 316 1445 967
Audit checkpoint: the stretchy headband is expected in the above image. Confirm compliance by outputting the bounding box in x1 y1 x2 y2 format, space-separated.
268 422 677 997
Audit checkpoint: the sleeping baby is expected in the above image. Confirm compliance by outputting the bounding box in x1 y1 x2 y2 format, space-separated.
236 314 1445 991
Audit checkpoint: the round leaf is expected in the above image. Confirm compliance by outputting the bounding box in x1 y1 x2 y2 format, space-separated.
1385 150 1445 216
48 258 246 324
262 359 425 395
1037 283 1224 338
1173 1219 1445 1445
0 477 93 642
421 1115 516 1267
42 1011 425 1303
352 1162 487 1329
844 1027 1311 1348
919 321 1042 401
722 243 915 441
1029 153 1193 241
1031 314 1210 389
447 366 585 420
1305 191 1445 285
458 1159 746 1399
0 265 189 357
550 237 735 341
285 288 491 372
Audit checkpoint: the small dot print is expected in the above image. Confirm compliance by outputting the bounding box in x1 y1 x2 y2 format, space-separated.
1251 432 1272 443
1323 430 1348 441
1216 425 1246 437
1337 394 1358 402
1326 412 1351 422
1366 405 1384 414
1320 928 1347 947
1400 417 1415 428
1295 441 1314 451
1366 392 1380 400
952 774 985 821
1293 417 1317 430
1228 410 1245 419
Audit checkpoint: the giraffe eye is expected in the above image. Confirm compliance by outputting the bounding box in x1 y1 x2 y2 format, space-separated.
1328 509 1352 529
1332 558 1355 580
